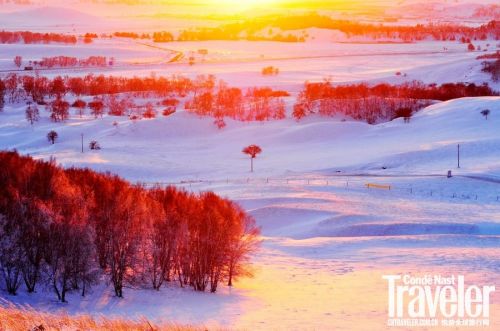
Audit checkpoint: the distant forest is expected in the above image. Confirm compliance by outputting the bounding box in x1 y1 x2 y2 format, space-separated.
1 16 497 45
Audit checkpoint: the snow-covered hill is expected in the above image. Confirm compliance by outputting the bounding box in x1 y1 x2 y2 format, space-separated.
0 6 103 30
1 97 498 182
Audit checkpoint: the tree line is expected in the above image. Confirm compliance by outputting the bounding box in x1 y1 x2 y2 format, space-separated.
0 31 77 44
0 73 497 126
262 14 499 42
0 151 260 301
1 73 193 104
102 17 498 43
479 52 500 82
28 56 109 69
292 80 498 123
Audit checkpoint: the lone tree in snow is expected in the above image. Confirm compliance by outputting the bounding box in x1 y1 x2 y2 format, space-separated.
25 103 40 126
242 145 262 172
14 55 22 68
89 140 101 150
481 109 490 120
47 130 58 144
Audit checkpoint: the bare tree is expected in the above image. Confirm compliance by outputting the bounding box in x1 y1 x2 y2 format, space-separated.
89 98 104 118
47 130 58 144
14 56 22 68
481 109 490 120
49 97 70 122
89 140 101 150
226 212 260 287
242 145 262 172
107 186 147 297
72 99 87 118
25 103 40 126
0 216 23 295
0 79 5 112
19 202 49 293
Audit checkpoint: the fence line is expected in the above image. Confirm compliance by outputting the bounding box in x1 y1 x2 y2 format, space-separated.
138 175 500 203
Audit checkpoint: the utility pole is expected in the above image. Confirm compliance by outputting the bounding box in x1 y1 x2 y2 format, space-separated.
457 144 460 169
81 133 84 153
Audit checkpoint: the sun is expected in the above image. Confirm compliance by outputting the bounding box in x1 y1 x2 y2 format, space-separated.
207 0 281 11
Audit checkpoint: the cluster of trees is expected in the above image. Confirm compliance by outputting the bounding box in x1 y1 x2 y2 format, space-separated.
177 27 304 42
70 96 172 120
0 151 260 301
185 77 287 126
482 59 499 82
1 73 193 104
136 15 498 43
31 56 109 68
292 80 498 123
1 73 497 126
153 31 175 43
111 28 303 43
113 32 150 39
0 31 77 44
83 33 98 44
479 53 500 82
262 66 279 76
264 14 499 42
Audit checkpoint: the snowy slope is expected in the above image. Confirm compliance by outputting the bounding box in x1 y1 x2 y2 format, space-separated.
1 97 498 182
0 7 104 30
1 96 500 331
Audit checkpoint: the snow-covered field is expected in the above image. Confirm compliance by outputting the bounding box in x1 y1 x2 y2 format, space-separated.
1 37 497 92
1 2 500 329
1 94 499 329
